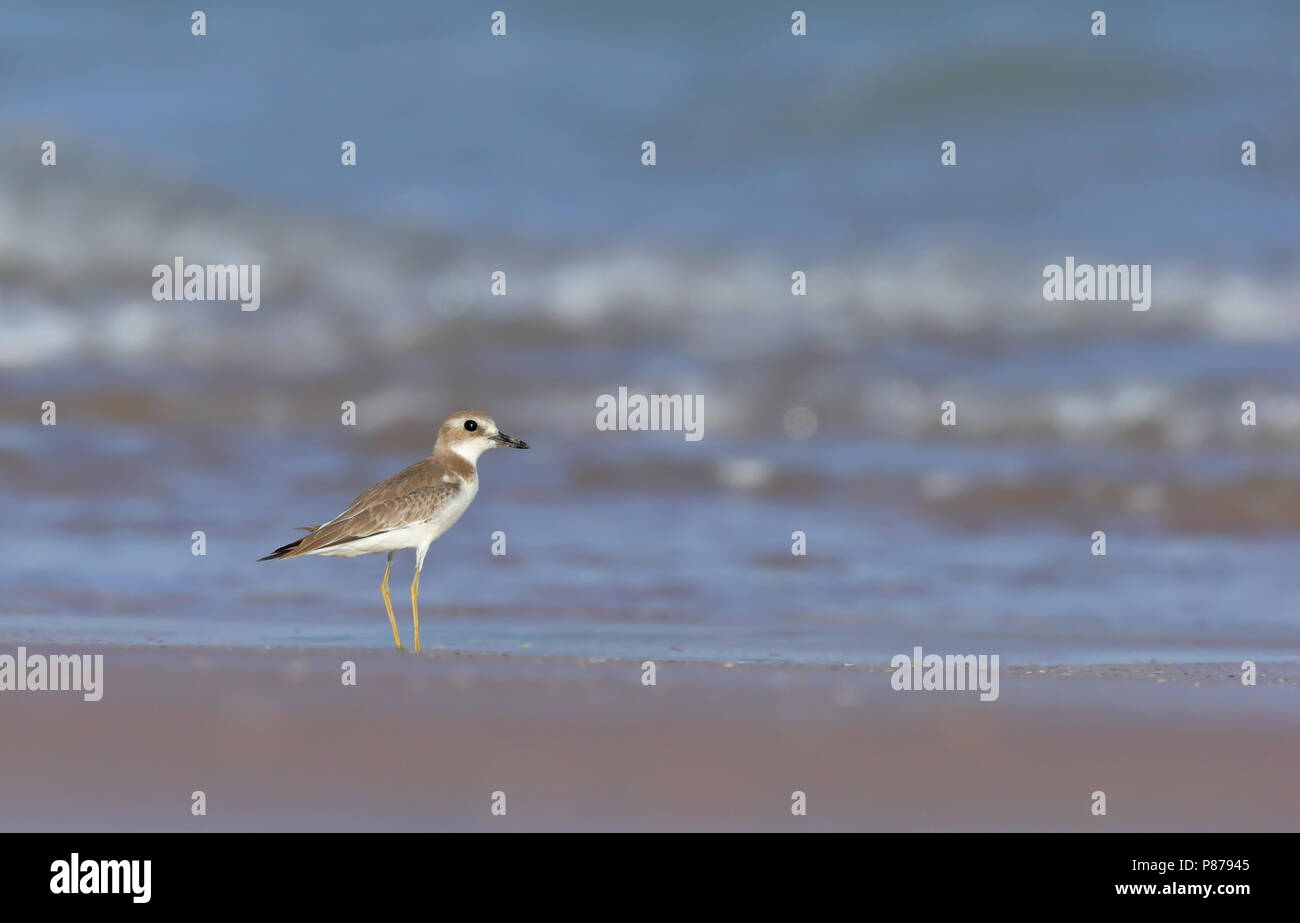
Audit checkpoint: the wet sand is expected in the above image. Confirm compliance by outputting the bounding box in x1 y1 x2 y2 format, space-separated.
1 646 1297 831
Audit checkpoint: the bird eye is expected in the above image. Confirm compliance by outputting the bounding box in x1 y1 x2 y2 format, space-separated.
464 420 477 431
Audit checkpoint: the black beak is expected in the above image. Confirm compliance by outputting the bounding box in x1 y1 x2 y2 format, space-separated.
494 431 529 449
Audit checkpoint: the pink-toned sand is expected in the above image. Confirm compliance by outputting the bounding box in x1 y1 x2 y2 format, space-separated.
1 646 1297 831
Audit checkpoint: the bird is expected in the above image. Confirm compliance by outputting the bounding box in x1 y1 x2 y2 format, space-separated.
259 410 529 652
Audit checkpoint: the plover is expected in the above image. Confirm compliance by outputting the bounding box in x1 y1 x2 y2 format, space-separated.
259 410 528 651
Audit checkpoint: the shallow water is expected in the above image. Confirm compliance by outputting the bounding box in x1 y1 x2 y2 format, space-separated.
2 1 1298 663
5 422 1300 662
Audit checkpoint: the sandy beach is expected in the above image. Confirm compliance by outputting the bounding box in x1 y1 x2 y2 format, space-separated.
2 646 1296 831
3 0 1299 849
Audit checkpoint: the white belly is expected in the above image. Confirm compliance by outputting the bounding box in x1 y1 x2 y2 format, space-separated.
311 521 440 558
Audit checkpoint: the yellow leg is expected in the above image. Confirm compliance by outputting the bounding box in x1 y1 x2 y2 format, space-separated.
381 553 403 651
410 568 422 653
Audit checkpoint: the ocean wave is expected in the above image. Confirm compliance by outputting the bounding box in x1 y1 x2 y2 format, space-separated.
4 149 1299 365
4 147 1300 454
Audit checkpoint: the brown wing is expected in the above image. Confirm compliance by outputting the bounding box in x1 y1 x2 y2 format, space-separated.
291 481 461 554
330 458 440 523
260 457 464 561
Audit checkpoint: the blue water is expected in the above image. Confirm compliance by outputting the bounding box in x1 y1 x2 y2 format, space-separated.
3 0 1296 257
1 1 1298 662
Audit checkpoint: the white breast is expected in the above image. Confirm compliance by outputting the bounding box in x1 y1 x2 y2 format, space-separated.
425 477 477 539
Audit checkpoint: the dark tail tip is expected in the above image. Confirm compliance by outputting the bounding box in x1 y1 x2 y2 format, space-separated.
258 537 304 562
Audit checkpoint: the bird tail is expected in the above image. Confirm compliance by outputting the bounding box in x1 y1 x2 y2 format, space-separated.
258 525 321 561
258 537 305 561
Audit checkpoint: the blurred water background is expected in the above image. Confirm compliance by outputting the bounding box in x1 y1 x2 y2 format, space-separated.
2 0 1299 662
